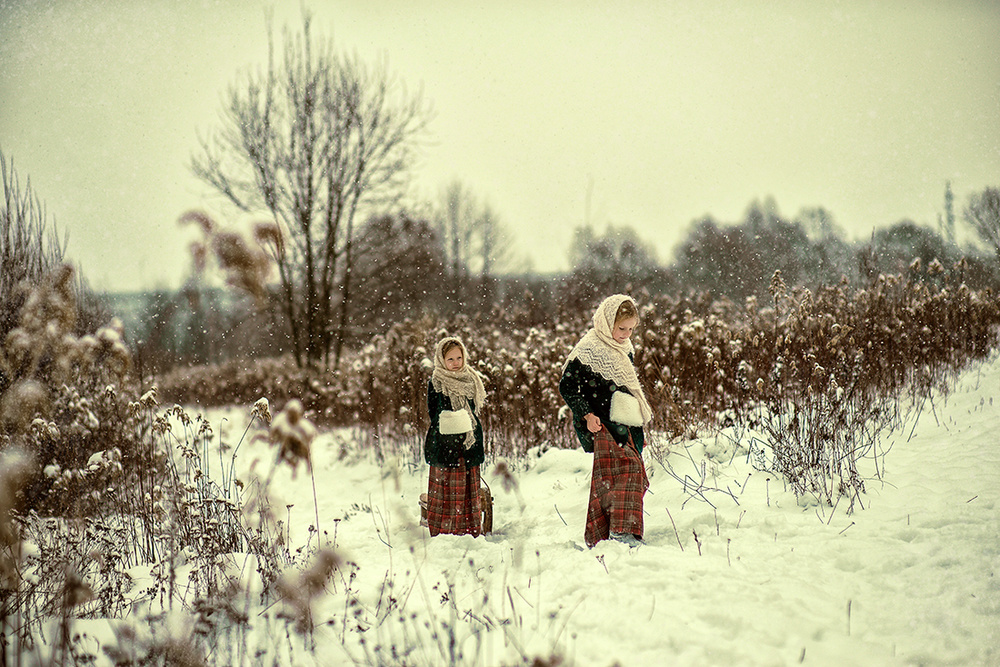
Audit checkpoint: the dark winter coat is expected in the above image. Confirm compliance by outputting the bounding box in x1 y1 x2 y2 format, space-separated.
424 380 485 468
559 357 645 454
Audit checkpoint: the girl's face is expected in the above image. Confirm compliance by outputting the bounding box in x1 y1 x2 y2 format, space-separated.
443 346 464 371
613 316 637 344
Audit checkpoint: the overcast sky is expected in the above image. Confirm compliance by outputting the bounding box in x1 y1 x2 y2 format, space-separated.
2 0 998 292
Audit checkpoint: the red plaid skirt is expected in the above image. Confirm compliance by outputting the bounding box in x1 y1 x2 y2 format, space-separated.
585 426 648 547
427 461 482 537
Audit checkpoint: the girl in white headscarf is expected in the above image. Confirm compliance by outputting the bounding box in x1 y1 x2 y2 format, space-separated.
423 336 487 536
560 294 651 547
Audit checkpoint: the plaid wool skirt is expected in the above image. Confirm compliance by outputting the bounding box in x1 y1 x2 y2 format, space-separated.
585 426 649 547
427 460 482 537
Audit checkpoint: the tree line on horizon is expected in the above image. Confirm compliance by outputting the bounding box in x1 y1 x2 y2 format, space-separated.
104 185 999 379
3 8 1000 382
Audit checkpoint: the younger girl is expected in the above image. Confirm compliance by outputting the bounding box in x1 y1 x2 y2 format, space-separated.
424 336 487 537
560 294 652 547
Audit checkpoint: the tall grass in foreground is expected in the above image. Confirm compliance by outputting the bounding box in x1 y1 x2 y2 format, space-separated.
0 265 288 664
2 266 571 665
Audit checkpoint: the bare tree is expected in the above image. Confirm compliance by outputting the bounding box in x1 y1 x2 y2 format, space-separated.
476 201 523 278
1 152 106 347
436 179 475 280
2 152 66 340
350 212 447 336
434 180 519 281
567 223 665 304
939 180 956 246
191 13 430 369
478 202 499 279
964 186 1000 262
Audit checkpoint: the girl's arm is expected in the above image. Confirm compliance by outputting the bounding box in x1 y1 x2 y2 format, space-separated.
559 359 591 417
427 380 444 427
560 359 602 431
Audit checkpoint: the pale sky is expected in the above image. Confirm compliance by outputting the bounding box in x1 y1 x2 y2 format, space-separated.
2 0 998 292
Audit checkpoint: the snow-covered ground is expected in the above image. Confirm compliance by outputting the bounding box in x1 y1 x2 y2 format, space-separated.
80 355 1000 665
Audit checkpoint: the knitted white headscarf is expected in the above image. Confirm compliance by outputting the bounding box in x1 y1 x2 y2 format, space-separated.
431 337 486 448
564 294 652 425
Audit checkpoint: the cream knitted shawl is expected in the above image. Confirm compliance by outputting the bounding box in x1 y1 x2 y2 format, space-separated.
564 294 653 425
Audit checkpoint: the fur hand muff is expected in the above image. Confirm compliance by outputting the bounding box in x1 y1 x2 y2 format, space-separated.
439 409 474 435
610 391 644 427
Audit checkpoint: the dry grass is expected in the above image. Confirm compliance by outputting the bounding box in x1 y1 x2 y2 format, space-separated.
1 270 562 665
158 263 1000 481
0 267 310 664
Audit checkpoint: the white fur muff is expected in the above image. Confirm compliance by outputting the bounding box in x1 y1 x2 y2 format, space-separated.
610 391 644 426
439 409 474 435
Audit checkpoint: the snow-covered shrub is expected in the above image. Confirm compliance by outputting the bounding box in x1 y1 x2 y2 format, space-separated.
155 264 1000 504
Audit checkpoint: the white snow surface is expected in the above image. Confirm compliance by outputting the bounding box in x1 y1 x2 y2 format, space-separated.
83 356 1000 665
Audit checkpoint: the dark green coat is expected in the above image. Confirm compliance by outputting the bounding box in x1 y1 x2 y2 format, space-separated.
424 380 485 468
559 357 645 453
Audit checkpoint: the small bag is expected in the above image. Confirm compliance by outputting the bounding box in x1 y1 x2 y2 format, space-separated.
480 480 493 534
419 480 493 534
610 391 644 427
439 409 473 435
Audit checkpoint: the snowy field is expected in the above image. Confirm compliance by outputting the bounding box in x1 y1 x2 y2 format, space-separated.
75 354 1000 665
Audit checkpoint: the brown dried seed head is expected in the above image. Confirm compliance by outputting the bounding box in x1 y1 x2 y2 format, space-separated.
178 209 216 235
301 548 341 596
189 241 208 273
62 569 94 609
269 399 316 474
254 220 284 257
0 379 51 434
251 397 272 425
1 447 34 540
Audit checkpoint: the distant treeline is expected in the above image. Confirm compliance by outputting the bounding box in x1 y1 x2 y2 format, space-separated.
109 198 1000 379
